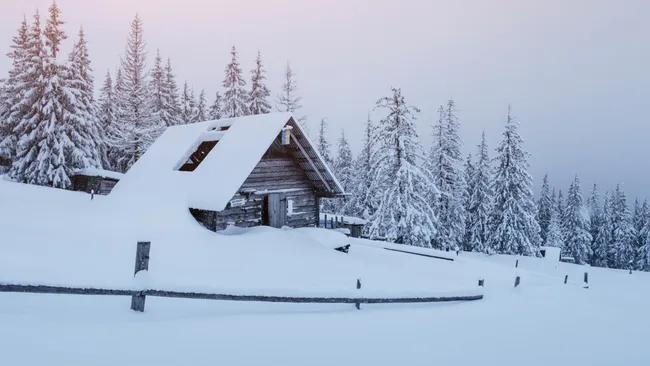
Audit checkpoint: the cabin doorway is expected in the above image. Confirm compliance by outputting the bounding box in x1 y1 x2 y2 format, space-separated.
262 193 286 228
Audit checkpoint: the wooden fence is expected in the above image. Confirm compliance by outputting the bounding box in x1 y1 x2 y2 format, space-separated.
0 241 484 312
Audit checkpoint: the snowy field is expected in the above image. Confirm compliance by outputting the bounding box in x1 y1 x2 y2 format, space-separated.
1 179 649 366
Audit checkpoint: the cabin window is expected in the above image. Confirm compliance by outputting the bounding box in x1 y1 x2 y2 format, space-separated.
177 140 218 172
219 125 230 131
287 199 294 215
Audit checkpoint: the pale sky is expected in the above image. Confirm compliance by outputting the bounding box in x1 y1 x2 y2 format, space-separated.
1 0 649 199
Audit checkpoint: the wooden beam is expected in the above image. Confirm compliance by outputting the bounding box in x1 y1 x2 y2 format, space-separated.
292 134 333 192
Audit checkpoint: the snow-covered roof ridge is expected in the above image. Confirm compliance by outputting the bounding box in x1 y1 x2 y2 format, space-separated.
111 112 344 214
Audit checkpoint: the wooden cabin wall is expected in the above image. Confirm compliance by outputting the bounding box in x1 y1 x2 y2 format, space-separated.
189 151 319 232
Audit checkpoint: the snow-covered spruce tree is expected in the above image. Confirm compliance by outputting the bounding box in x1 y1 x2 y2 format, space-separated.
11 6 99 187
97 70 117 169
557 189 566 223
638 213 650 271
180 82 193 124
592 191 613 267
462 152 475 250
149 50 180 127
634 200 649 269
560 176 592 264
487 107 541 256
222 46 249 118
107 14 163 172
331 129 354 213
317 118 335 213
195 89 207 122
610 185 636 269
0 16 30 162
466 131 493 253
248 51 271 115
189 89 198 123
276 61 307 131
537 173 553 246
546 188 564 248
341 114 375 220
427 100 465 250
366 87 438 246
209 92 223 120
65 26 103 170
164 57 181 125
586 183 602 263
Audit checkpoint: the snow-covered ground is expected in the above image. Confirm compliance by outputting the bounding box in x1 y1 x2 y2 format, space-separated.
1 179 649 365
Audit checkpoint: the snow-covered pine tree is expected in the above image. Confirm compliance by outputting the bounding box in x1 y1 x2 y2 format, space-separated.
466 131 493 253
248 51 271 115
180 82 192 124
586 183 602 264
487 106 541 256
317 118 335 213
149 50 179 127
561 176 592 264
592 191 613 267
209 92 223 120
276 61 307 131
222 46 249 118
97 70 117 169
195 89 207 122
0 16 30 162
638 204 650 271
537 174 553 246
341 114 375 220
164 57 181 125
427 100 466 250
11 6 97 187
366 87 438 246
331 129 354 213
610 185 636 269
65 26 103 169
188 88 198 123
557 189 566 223
546 188 564 248
462 152 475 250
634 200 649 270
107 14 163 172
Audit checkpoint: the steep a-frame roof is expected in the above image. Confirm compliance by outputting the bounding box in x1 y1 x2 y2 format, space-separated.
111 113 344 212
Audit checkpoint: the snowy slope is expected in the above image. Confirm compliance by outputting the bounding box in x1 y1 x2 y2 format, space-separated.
1 179 650 366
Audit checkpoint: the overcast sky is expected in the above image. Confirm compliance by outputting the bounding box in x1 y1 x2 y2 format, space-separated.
1 0 648 199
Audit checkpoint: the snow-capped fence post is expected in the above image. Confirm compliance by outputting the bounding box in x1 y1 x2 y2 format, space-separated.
131 241 151 312
90 189 94 200
564 275 568 284
355 279 361 310
514 276 520 288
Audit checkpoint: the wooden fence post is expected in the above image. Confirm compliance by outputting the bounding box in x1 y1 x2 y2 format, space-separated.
478 279 484 287
514 276 520 288
355 279 361 310
584 272 588 284
515 259 519 268
331 218 334 230
324 214 327 228
90 189 94 200
131 241 151 312
564 275 568 284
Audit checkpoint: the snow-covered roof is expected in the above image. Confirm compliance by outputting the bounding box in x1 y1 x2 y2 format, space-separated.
111 113 344 212
72 168 124 181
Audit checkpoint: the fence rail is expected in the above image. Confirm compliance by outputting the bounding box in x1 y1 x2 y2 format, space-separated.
0 241 483 312
0 284 483 304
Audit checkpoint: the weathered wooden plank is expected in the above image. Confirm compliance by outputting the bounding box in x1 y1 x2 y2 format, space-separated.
240 181 313 191
0 284 134 296
254 159 295 168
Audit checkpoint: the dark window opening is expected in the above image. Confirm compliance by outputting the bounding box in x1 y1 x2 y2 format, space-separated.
219 125 230 131
178 140 218 172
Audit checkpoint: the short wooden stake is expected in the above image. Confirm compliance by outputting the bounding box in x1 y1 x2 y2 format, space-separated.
90 189 94 200
629 268 632 274
584 272 588 284
514 276 520 288
478 279 484 287
564 275 568 284
515 259 519 268
131 241 151 312
324 214 328 228
355 279 361 310
330 218 334 230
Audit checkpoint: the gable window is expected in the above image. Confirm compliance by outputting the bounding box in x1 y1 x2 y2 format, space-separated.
177 140 218 172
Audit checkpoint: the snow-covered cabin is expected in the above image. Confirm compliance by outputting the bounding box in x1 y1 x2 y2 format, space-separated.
111 113 345 231
71 168 124 195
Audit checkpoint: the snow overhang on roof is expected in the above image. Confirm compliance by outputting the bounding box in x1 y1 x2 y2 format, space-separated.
111 112 345 213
